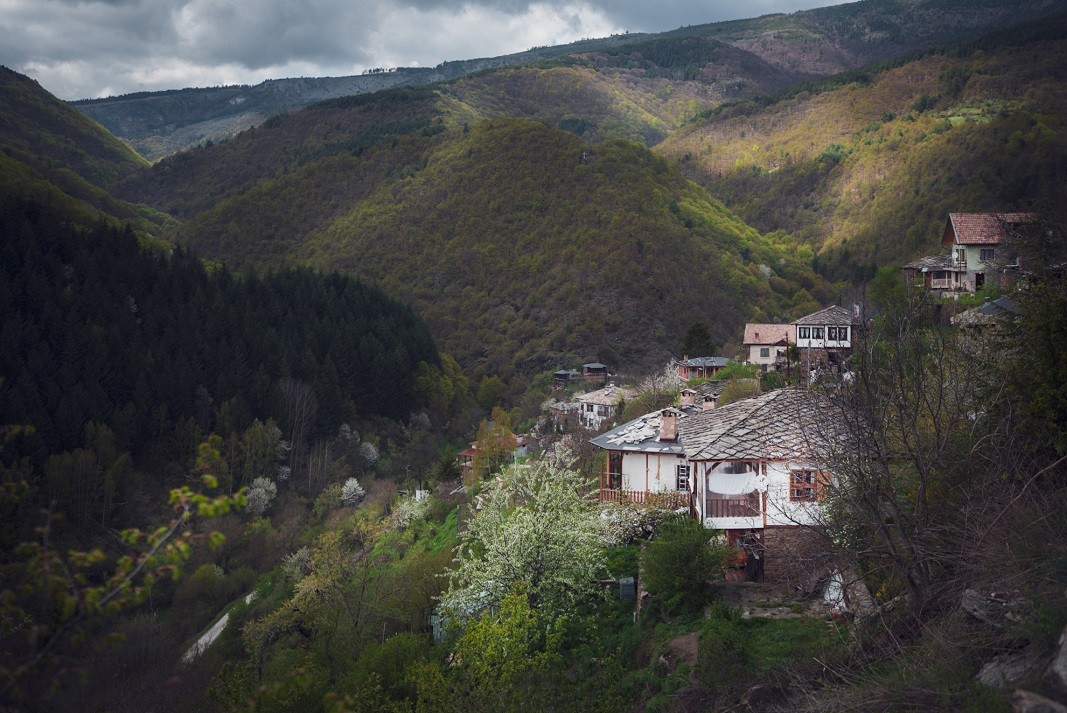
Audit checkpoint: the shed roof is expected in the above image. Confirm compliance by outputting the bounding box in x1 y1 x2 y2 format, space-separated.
679 356 729 368
590 407 695 454
576 385 637 407
903 255 954 272
942 212 1035 247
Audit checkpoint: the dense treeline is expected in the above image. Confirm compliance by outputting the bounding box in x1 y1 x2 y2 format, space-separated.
0 198 439 524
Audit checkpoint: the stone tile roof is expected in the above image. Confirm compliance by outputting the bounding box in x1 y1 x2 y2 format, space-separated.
951 296 1022 326
590 407 692 455
793 305 855 327
576 385 638 407
743 323 795 345
679 356 729 368
679 389 844 462
943 212 1035 247
903 255 954 272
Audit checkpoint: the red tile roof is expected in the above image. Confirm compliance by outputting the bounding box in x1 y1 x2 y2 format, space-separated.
743 323 795 345
942 212 1035 247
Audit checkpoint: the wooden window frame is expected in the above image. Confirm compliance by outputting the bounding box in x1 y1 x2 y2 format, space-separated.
790 469 828 502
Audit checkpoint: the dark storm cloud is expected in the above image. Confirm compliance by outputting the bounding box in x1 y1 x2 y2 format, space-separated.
0 0 844 99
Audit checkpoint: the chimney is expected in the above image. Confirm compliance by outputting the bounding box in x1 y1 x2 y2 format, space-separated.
702 394 715 411
659 409 677 442
680 389 695 407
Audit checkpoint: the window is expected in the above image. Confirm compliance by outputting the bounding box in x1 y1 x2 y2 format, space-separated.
980 248 996 262
811 327 824 339
790 470 827 501
676 464 690 491
798 326 810 339
839 327 848 341
759 347 770 358
827 327 838 340
956 248 966 266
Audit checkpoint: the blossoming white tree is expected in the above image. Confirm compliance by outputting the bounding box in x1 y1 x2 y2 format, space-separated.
441 455 606 621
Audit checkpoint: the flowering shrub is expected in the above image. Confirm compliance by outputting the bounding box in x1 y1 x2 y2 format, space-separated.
341 477 366 507
246 477 277 515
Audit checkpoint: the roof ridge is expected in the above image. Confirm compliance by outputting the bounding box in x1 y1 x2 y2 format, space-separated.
686 389 783 459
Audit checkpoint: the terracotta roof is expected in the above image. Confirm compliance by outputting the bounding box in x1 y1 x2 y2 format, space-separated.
942 212 1035 247
679 389 845 462
743 323 795 345
793 305 855 327
903 255 954 272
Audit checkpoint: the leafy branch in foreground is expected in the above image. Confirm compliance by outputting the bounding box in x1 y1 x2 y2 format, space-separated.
0 457 244 703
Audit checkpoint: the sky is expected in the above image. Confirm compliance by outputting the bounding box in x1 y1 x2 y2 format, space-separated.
1 0 847 101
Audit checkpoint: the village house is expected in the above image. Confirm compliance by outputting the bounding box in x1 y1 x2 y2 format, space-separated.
675 355 729 382
743 323 796 373
576 384 637 431
552 369 580 390
794 305 857 373
582 362 609 385
903 212 1035 294
592 389 844 581
742 305 858 376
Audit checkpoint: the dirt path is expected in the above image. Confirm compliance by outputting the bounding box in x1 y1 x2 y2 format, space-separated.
181 591 256 663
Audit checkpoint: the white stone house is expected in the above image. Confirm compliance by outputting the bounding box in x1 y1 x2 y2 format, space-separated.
576 384 636 431
592 389 845 580
743 323 796 372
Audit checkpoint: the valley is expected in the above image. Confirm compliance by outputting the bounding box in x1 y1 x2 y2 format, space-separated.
1 0 1066 710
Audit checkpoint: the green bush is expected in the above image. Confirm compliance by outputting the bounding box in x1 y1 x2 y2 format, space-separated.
640 517 727 609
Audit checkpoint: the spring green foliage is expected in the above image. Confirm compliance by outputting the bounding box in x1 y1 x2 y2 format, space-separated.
640 516 729 611
0 446 242 704
659 20 1067 280
115 90 830 383
295 119 827 380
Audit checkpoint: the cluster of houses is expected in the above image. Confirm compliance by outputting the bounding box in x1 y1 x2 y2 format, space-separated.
457 213 1034 584
583 211 1034 583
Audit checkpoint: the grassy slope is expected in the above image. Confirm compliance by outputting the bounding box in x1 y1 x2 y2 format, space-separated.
441 39 805 146
656 22 1067 279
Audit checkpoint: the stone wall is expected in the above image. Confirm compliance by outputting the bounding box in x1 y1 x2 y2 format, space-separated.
762 525 834 589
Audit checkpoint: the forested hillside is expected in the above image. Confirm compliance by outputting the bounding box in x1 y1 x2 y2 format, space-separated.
0 67 173 236
656 16 1067 279
0 198 441 535
122 109 830 385
70 0 1062 160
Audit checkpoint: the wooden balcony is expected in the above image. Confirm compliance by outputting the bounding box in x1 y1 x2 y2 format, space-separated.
704 497 761 519
600 488 694 513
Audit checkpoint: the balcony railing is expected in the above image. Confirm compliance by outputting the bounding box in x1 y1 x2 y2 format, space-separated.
704 497 761 519
600 488 694 512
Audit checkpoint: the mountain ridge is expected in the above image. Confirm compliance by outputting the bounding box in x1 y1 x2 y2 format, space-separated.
70 0 1064 160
